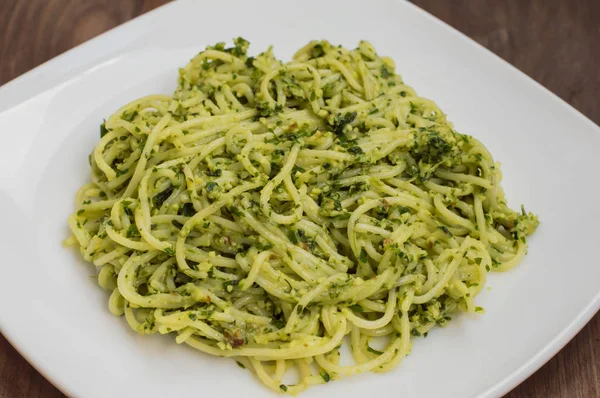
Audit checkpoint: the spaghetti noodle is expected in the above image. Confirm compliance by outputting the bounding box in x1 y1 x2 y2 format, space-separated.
66 39 539 394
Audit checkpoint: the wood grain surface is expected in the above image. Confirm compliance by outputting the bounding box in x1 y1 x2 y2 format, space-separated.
0 1 598 397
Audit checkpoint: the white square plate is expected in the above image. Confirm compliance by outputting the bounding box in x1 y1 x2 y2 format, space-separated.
0 1 598 397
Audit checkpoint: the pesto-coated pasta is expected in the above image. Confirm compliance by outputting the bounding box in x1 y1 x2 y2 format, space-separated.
66 38 539 394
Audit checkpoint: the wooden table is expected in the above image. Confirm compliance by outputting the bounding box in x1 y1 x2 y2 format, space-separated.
0 1 598 397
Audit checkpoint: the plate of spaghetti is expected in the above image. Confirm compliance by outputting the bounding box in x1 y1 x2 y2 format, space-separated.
0 1 598 397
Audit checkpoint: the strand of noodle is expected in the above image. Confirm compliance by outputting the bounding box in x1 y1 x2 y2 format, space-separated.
341 288 397 329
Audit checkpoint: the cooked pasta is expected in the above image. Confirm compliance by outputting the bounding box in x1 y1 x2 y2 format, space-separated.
65 38 539 394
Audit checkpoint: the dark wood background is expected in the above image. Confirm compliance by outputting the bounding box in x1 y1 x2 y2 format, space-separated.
0 0 598 397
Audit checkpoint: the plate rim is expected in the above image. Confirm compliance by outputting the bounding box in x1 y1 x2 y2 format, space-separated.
0 1 598 397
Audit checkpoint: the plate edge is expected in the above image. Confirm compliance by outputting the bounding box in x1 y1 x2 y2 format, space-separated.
0 1 598 397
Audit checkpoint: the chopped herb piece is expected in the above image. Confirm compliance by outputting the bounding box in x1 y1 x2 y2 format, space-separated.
273 318 286 329
310 43 325 58
100 120 108 137
347 146 363 155
178 203 196 217
229 37 249 57
229 206 244 217
255 101 283 119
288 231 298 244
411 131 455 165
381 65 392 78
152 186 173 208
359 248 368 263
331 111 357 135
171 220 184 229
438 225 452 236
121 110 138 122
126 224 141 238
205 181 218 192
